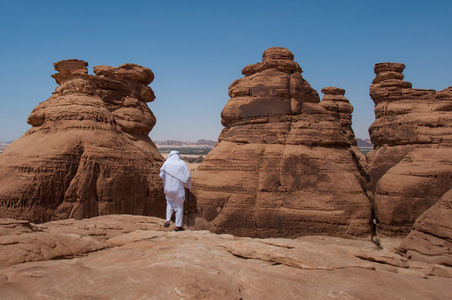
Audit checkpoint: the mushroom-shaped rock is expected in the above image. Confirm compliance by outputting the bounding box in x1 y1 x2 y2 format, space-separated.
192 48 371 238
0 59 165 223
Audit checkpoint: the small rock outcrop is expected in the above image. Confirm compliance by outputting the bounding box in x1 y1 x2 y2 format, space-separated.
320 86 367 166
0 60 165 223
367 62 452 236
192 47 371 238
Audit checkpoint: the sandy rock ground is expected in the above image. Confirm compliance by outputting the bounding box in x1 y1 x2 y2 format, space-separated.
1 215 451 299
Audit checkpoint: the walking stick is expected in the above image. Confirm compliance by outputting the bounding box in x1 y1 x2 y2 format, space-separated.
186 188 190 228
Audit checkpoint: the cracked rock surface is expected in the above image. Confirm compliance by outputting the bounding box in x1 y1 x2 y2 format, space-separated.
1 215 452 299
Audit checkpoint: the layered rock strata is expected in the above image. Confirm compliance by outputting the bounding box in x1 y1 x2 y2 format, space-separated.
0 60 165 223
320 86 367 167
367 62 452 236
399 189 452 266
192 47 372 238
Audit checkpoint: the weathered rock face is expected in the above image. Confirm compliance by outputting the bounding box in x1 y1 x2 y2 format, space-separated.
320 86 355 145
0 60 165 223
321 86 367 167
399 189 452 266
192 47 371 238
367 62 452 236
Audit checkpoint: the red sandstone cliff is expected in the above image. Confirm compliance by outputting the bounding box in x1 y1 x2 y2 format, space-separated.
367 62 452 236
192 47 372 238
0 60 165 223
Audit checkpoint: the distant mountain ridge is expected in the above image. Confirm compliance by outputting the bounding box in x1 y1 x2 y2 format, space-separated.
356 138 373 148
2 139 370 151
154 139 217 147
0 141 13 153
155 139 372 149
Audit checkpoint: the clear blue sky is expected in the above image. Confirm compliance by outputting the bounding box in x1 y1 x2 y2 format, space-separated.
1 0 451 142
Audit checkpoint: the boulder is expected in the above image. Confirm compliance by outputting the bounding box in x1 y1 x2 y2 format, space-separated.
0 60 165 223
192 47 372 238
367 62 452 236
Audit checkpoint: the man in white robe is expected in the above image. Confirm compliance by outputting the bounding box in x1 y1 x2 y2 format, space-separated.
159 150 191 231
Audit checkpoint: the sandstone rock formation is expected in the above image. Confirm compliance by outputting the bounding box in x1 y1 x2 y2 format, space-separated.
399 188 452 266
1 215 452 299
367 62 452 236
192 47 371 238
320 86 367 167
0 60 165 223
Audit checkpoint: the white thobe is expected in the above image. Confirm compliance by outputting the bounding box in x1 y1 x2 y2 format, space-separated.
159 151 191 227
160 171 190 205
